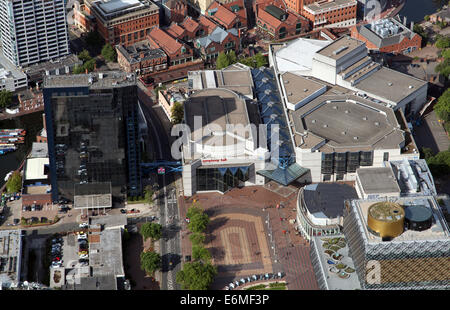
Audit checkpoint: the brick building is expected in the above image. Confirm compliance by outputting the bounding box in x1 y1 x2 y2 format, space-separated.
254 0 310 40
351 17 422 55
162 0 188 25
195 26 240 64
74 1 96 32
147 27 194 66
206 0 248 32
286 0 357 28
116 40 168 75
86 0 159 46
18 87 44 113
166 23 189 41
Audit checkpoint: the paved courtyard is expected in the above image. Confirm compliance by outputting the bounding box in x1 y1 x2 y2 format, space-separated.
179 185 319 290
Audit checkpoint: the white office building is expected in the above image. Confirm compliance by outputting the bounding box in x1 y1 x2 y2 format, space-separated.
0 0 70 67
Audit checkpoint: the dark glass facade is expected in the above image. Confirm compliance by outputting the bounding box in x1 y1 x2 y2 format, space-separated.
196 165 250 193
44 84 142 201
321 151 374 176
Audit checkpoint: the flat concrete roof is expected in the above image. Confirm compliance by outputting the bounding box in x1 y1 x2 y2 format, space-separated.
30 142 48 158
273 38 331 73
354 67 428 104
25 158 49 180
44 72 136 89
280 72 326 106
89 228 124 277
0 230 22 287
188 67 254 99
291 94 404 151
356 167 401 194
305 0 357 14
316 36 364 61
185 88 252 142
98 0 142 14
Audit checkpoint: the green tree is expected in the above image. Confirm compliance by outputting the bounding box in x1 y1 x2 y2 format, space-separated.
83 58 96 72
413 24 428 46
186 205 203 219
140 251 161 275
421 147 435 160
227 50 237 64
140 222 162 241
436 57 450 77
188 212 210 233
101 43 117 62
189 232 206 246
434 88 450 121
424 15 430 21
254 52 268 68
176 261 217 290
0 89 13 109
426 148 450 178
216 51 231 69
442 49 450 59
436 36 450 49
171 101 184 124
78 49 92 62
6 171 22 193
192 244 211 262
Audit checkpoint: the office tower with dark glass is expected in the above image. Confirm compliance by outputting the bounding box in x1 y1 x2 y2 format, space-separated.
43 72 142 203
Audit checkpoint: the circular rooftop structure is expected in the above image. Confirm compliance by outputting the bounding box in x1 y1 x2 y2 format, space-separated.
367 202 405 238
404 205 433 232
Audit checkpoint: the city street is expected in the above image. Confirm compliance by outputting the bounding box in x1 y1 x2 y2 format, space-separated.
138 86 182 290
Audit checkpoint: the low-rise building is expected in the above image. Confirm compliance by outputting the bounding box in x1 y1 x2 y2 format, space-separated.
162 0 188 24
302 0 357 28
21 142 52 209
74 1 96 32
17 88 44 113
116 40 168 75
351 17 422 55
206 0 247 32
0 230 23 289
23 54 83 85
296 183 358 241
254 0 310 40
158 87 187 120
430 5 450 24
195 26 240 64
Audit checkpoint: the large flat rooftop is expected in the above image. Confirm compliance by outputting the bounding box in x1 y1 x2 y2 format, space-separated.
0 230 22 287
316 36 364 61
305 0 357 14
354 67 428 105
290 93 404 151
280 72 326 107
185 88 252 142
356 167 401 195
43 72 136 89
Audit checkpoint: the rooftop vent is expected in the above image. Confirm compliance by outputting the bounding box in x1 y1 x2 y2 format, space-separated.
342 131 346 135
265 89 272 95
333 46 348 55
303 88 308 92
288 92 293 96
262 77 269 83
363 116 368 120
353 136 358 140
408 85 414 89
345 110 349 114
388 82 393 86
311 119 316 124
333 106 338 109
323 124 328 128
374 122 380 126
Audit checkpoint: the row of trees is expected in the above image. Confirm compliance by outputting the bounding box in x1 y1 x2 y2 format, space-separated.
422 146 450 178
6 171 22 193
435 35 450 78
139 222 163 275
176 203 217 290
216 51 268 70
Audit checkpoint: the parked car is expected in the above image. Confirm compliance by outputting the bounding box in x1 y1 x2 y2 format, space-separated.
120 209 127 214
79 222 88 228
79 254 88 259
78 234 87 240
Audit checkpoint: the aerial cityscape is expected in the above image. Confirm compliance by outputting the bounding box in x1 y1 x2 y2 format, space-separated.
0 0 449 293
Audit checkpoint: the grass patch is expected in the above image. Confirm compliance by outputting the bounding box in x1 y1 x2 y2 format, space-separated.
245 284 267 290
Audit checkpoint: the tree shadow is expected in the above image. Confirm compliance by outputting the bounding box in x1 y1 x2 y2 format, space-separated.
209 246 226 261
207 217 228 232
161 253 181 272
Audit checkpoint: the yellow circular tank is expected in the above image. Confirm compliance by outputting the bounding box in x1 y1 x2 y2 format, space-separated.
367 202 405 238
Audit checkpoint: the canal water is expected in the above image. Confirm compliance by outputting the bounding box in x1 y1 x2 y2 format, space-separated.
0 112 44 188
398 0 447 22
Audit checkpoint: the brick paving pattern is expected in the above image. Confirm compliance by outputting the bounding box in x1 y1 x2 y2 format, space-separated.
179 184 319 290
